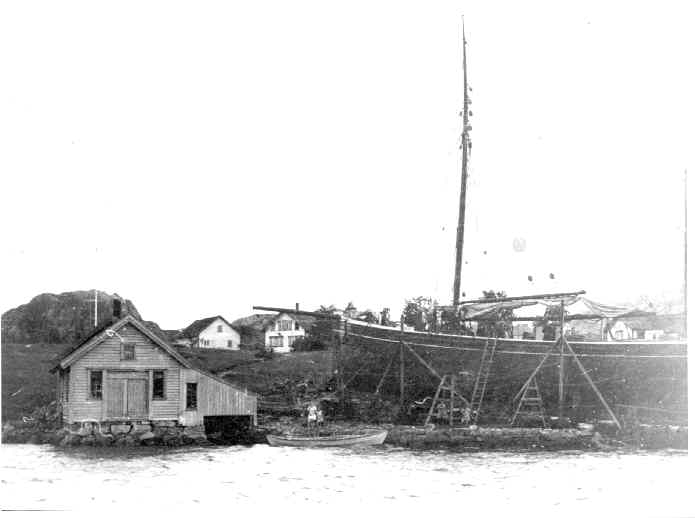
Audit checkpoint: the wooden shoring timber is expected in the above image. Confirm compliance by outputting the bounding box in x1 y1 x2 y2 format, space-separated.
402 342 470 405
512 342 558 402
565 341 622 429
374 351 397 395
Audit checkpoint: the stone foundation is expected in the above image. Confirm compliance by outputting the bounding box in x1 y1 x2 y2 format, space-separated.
385 424 607 450
2 419 211 447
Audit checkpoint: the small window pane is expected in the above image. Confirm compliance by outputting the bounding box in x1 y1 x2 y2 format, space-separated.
90 371 103 399
186 383 198 409
217 325 223 333
153 371 165 399
122 343 135 360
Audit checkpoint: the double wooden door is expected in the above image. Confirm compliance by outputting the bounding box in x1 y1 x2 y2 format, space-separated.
106 371 149 419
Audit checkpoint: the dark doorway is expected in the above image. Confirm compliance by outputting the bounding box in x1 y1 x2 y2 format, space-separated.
203 416 254 444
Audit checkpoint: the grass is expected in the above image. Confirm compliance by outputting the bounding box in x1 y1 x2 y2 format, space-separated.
222 350 334 395
175 347 259 374
1 342 67 422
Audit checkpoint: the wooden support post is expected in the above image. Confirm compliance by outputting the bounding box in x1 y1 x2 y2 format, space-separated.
559 300 565 418
402 342 470 405
449 375 456 426
399 317 405 408
425 377 446 426
565 342 622 430
374 352 396 395
513 342 558 402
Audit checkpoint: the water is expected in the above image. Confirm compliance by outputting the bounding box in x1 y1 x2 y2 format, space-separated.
1 444 691 515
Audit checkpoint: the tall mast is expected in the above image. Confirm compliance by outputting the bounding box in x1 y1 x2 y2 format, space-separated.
452 16 471 306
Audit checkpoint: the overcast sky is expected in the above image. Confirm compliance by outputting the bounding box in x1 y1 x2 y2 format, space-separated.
1 1 692 329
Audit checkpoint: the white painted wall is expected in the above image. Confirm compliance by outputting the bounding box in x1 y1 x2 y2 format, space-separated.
264 313 306 353
197 318 241 349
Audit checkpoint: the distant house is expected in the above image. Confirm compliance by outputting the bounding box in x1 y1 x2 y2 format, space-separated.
606 314 684 341
233 313 311 353
178 316 241 349
51 314 256 429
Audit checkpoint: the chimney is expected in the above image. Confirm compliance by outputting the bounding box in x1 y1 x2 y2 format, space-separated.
113 298 122 320
295 302 300 312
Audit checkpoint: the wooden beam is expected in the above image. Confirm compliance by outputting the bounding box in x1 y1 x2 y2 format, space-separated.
402 342 470 405
559 300 565 418
565 341 622 430
425 377 446 426
512 342 558 402
399 318 405 408
252 305 342 320
457 290 586 305
374 352 396 395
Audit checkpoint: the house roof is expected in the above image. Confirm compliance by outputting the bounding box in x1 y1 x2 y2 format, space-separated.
232 312 314 332
180 315 237 339
51 314 257 396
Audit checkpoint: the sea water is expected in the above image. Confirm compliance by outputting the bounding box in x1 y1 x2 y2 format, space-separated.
0 444 691 516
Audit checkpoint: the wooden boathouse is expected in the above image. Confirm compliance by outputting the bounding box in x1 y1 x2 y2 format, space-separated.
51 314 257 439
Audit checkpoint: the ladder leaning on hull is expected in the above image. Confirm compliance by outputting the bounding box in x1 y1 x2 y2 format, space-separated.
469 337 498 424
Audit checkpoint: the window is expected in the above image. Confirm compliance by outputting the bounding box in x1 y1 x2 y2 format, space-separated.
217 325 223 333
269 336 283 348
89 370 103 399
278 320 292 331
295 321 300 331
287 336 299 347
227 340 233 347
122 343 135 360
186 383 198 409
153 370 165 399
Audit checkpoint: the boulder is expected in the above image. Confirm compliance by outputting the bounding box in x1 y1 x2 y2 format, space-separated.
111 424 132 435
138 431 155 441
131 424 151 434
95 433 114 447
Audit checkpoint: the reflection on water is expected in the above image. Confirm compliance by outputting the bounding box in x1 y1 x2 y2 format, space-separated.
0 444 690 515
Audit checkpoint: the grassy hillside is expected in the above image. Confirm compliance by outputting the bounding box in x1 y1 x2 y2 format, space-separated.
221 350 334 395
1 343 67 421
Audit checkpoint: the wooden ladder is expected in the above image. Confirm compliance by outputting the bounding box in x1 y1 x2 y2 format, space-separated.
425 374 462 426
510 376 547 427
469 338 497 424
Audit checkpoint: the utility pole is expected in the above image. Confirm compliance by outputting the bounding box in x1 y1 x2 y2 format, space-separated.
453 15 471 307
684 169 688 333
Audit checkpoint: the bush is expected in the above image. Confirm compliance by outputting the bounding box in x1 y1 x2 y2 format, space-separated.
254 347 275 360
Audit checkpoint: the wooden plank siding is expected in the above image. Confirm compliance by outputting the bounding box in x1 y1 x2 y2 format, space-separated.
62 322 256 424
180 368 257 426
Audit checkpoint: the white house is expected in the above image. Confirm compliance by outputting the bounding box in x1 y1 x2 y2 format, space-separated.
179 316 241 349
264 313 306 353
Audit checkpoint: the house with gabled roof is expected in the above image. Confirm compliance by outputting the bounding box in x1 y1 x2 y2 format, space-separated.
177 315 241 349
233 312 313 353
51 313 257 431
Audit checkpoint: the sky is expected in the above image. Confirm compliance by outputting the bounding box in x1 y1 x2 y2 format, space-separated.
1 1 693 329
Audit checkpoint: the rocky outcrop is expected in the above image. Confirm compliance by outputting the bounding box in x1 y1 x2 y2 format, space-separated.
1 291 142 344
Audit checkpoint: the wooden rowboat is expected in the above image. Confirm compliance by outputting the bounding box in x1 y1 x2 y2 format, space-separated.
266 429 388 447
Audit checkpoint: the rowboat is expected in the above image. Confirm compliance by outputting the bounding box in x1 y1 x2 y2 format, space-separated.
266 429 388 447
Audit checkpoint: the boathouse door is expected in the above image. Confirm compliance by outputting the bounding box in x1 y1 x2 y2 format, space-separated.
106 372 149 419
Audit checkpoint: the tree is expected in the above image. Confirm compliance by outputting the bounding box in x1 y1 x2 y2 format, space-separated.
402 296 436 331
